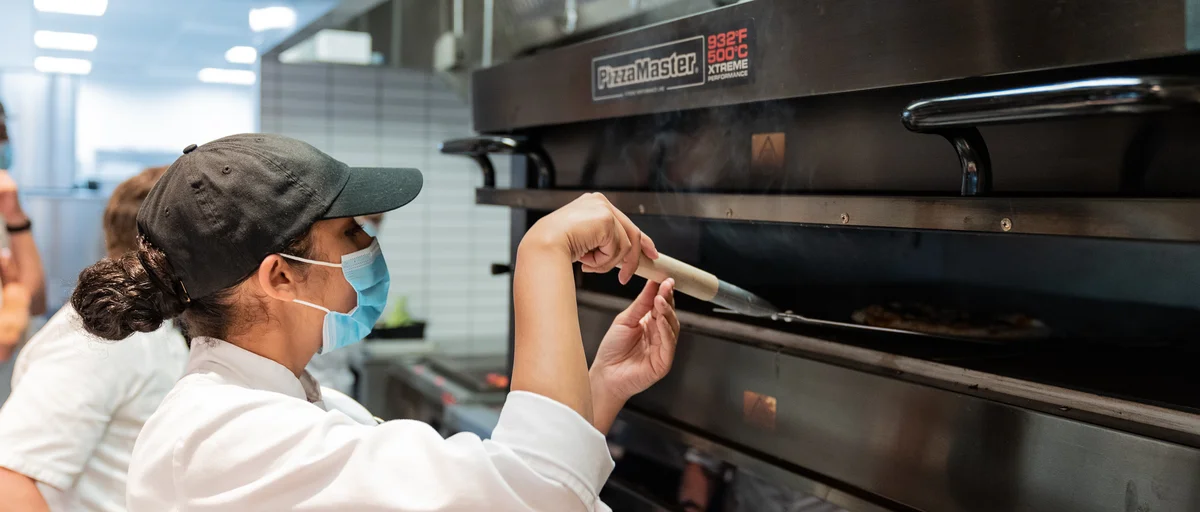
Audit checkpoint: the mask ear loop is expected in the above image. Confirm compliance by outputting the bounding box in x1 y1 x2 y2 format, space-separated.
278 254 338 314
279 253 341 268
292 299 331 313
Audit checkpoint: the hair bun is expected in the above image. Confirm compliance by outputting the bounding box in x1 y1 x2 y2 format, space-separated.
71 246 187 341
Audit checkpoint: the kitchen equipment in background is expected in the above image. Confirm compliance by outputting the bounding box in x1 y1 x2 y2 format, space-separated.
368 296 427 340
385 354 508 434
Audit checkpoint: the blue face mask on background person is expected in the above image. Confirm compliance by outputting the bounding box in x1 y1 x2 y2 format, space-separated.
281 239 390 354
361 220 378 238
0 142 12 170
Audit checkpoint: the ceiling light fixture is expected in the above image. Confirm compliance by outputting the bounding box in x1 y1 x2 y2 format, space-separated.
33 0 108 16
198 68 257 86
34 56 92 75
248 6 296 32
34 30 98 51
224 46 258 64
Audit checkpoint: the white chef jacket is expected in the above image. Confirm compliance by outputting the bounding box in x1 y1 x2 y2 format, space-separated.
0 304 188 512
127 337 615 511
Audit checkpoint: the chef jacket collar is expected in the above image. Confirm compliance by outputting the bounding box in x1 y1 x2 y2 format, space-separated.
188 337 323 404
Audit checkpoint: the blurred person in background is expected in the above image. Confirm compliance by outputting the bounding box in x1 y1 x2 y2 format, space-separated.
0 166 188 512
0 99 48 363
0 249 34 363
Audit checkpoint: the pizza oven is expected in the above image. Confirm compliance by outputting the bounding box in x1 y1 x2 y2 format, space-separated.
443 1 1200 510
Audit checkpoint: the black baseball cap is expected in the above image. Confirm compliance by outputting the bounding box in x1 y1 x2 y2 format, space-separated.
137 133 422 301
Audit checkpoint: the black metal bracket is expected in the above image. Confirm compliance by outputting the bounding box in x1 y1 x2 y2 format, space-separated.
902 76 1200 196
941 128 991 196
439 136 556 189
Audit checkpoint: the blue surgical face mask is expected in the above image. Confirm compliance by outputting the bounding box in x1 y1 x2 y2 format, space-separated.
0 142 11 170
281 239 390 354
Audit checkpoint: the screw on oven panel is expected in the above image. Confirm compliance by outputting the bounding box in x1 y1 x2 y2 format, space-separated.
638 204 646 214
1000 218 1013 232
840 213 850 224
726 208 734 218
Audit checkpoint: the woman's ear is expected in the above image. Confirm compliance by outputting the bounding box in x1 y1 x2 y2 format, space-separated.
255 255 301 302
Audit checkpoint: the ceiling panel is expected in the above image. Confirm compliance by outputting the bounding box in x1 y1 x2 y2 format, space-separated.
0 0 339 81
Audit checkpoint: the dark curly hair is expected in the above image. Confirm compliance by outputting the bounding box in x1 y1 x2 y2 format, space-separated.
71 233 314 342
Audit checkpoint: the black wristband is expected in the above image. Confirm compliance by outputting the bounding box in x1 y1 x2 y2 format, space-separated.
6 219 31 233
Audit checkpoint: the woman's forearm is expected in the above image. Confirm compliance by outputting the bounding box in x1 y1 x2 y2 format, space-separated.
0 283 31 350
0 468 50 512
510 233 594 424
589 371 626 435
8 231 45 316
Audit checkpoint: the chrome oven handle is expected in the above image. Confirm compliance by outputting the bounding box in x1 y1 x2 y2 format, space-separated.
439 136 556 189
901 77 1200 197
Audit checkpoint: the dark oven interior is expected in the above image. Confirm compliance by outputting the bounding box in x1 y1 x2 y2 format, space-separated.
574 218 1200 415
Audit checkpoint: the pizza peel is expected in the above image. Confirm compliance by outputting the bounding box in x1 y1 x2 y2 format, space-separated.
627 252 777 318
630 252 1027 343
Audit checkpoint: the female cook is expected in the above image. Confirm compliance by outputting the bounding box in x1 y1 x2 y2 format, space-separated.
71 133 679 511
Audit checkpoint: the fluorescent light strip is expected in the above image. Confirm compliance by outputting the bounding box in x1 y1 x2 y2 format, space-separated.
34 30 98 51
225 46 258 64
34 56 92 75
198 68 256 85
248 6 296 32
34 0 108 16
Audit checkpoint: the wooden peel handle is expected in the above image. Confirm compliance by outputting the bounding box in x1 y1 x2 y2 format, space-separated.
632 253 719 301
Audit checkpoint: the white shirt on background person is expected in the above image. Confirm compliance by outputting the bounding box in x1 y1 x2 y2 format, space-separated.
127 337 614 511
0 304 188 512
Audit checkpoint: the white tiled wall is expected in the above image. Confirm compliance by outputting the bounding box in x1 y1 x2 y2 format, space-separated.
260 61 511 355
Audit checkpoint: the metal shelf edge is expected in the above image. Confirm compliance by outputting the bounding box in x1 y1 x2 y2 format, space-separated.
478 188 1200 243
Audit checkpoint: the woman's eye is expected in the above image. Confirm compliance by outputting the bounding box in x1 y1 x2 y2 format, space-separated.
346 224 364 237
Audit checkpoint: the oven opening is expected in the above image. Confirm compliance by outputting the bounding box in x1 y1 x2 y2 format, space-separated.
568 214 1200 415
